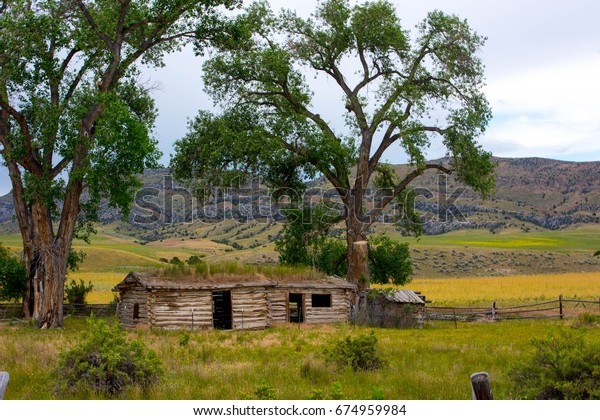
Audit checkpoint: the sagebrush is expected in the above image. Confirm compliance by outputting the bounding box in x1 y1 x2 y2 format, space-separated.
509 327 600 400
325 331 387 372
53 316 162 397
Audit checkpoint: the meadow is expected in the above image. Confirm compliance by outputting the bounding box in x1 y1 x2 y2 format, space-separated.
2 317 599 400
1 225 599 400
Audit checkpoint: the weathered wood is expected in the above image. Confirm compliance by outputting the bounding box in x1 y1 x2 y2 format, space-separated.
471 372 493 400
0 372 9 400
559 295 563 319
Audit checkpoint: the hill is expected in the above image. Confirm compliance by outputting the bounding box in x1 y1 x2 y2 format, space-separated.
0 157 598 239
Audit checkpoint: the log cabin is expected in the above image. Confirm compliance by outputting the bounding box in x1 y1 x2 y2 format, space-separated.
112 272 356 330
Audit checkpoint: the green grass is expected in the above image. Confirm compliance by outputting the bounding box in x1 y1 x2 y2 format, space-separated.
3 318 598 400
380 225 600 252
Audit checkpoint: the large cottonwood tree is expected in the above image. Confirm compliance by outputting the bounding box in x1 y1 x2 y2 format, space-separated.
0 0 239 328
171 0 495 294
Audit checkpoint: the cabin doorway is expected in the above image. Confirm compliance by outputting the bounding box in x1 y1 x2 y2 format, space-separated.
289 293 304 323
212 290 232 330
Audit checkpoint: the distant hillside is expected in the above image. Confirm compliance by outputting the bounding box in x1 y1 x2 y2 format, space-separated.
1 157 599 238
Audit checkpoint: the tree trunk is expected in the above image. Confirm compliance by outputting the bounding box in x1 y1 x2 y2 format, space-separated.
345 196 369 309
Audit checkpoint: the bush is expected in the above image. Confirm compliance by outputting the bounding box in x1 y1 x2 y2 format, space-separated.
509 328 600 399
368 235 412 285
0 244 26 302
186 255 202 266
169 256 183 265
64 279 94 305
252 379 276 400
54 316 162 397
325 331 387 372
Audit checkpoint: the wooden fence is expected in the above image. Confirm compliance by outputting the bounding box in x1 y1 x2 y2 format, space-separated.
0 303 117 320
425 295 600 322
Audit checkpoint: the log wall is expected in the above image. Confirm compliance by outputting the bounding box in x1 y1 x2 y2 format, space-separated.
148 290 213 330
231 287 271 330
271 288 352 325
118 286 149 328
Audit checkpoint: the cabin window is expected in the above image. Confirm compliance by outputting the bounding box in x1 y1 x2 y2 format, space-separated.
311 294 332 308
133 303 140 320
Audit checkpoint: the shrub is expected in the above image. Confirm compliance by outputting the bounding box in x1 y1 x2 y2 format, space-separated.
252 379 276 400
64 279 94 305
0 244 26 302
170 256 183 265
325 331 387 372
54 316 162 397
186 255 202 266
509 328 600 399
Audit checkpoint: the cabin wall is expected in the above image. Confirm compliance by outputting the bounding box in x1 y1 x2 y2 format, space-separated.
231 287 271 330
305 289 352 324
118 286 149 328
148 290 213 330
271 288 352 325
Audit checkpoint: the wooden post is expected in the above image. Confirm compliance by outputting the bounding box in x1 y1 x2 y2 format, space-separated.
470 372 493 400
0 372 9 400
453 308 458 329
559 295 563 319
491 301 496 321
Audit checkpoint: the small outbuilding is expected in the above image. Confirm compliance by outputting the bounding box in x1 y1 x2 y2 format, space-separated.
357 289 426 328
113 272 356 330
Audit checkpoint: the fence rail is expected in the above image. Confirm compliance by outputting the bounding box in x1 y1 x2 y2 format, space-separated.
425 295 600 323
0 303 117 320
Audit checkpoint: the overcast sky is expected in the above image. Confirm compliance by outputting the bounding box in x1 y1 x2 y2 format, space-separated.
1 0 599 195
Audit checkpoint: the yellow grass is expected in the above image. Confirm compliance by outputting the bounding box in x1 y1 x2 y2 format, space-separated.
409 272 600 306
73 271 128 304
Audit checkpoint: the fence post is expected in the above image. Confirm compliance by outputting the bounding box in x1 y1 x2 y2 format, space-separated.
491 301 496 321
559 295 563 319
0 372 9 400
470 372 493 400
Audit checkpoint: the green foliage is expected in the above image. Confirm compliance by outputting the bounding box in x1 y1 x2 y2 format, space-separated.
186 255 203 266
275 203 342 267
179 333 191 347
53 316 162 397
169 256 184 266
510 328 600 400
369 385 385 400
64 279 94 305
306 382 344 400
325 331 387 372
368 235 413 285
314 239 348 277
67 250 86 272
0 244 26 302
252 379 277 400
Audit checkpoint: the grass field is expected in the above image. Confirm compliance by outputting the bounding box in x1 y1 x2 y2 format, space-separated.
2 317 599 400
410 272 600 306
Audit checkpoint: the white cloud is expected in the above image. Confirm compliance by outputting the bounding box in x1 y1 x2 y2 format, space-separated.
482 53 600 159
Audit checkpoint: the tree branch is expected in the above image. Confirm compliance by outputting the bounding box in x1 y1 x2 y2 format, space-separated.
366 163 452 227
0 97 43 175
73 0 115 52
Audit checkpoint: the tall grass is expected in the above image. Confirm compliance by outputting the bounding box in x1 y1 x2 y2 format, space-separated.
408 272 600 306
4 318 599 399
156 261 325 283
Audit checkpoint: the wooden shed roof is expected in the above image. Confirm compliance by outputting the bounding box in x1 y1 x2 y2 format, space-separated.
113 272 356 292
